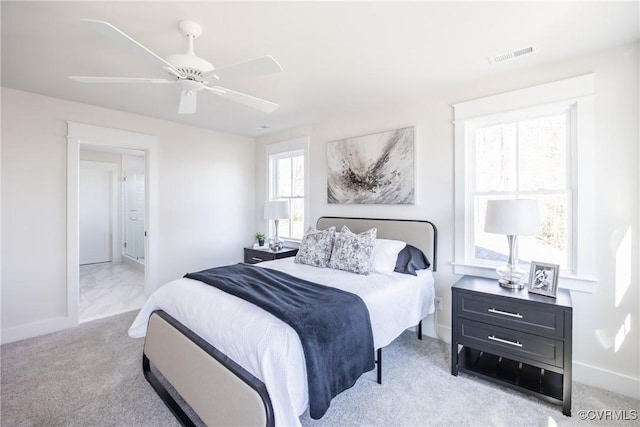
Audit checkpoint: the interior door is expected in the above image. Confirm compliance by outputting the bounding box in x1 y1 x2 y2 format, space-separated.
123 166 145 261
79 163 112 265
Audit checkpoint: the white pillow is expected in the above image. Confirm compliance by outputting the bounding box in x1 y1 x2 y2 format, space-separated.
370 239 407 274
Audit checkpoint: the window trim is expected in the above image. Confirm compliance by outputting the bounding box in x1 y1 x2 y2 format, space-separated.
453 74 597 292
265 137 310 242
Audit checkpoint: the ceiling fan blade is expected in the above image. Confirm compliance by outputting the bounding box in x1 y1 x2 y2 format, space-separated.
69 76 175 84
203 85 279 113
203 56 283 82
80 19 184 77
178 90 198 114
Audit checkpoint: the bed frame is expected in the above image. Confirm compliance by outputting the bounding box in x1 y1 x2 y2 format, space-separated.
142 217 437 426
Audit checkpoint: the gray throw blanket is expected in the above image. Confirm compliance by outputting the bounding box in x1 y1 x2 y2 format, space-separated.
185 263 375 419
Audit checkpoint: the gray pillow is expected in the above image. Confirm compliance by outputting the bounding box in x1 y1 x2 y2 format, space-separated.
394 244 430 275
328 226 377 274
294 226 336 267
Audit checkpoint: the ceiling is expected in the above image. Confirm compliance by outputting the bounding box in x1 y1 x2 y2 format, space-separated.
2 1 638 137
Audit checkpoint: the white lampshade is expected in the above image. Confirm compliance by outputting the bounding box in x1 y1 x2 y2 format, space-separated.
484 199 541 236
264 200 289 220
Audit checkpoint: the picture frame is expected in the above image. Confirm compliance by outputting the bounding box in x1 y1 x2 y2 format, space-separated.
528 261 559 298
326 126 415 204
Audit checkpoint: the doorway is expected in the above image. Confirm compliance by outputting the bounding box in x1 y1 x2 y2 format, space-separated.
78 152 146 323
67 122 158 326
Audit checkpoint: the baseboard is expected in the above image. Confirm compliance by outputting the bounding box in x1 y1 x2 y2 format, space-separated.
574 361 640 400
122 255 144 271
435 324 452 344
419 313 451 344
1 316 77 345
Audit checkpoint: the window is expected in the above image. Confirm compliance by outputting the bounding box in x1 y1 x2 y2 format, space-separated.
469 106 573 270
266 137 309 241
454 74 596 287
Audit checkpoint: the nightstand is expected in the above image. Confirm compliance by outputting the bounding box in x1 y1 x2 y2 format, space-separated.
244 247 298 264
451 276 573 416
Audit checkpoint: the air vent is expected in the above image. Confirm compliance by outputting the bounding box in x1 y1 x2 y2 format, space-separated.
489 45 538 65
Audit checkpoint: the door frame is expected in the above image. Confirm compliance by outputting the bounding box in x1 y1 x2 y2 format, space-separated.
79 160 119 265
67 122 158 325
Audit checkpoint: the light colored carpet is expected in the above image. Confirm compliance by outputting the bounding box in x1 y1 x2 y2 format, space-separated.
1 311 638 426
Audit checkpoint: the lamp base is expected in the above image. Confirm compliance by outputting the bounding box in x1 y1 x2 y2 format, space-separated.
269 239 283 251
498 278 525 290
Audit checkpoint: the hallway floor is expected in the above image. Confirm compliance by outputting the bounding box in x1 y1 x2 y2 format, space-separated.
79 261 145 322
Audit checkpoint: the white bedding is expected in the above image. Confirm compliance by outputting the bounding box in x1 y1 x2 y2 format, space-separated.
129 258 434 427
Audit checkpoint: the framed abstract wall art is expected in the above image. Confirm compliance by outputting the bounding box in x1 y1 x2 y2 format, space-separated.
327 126 415 204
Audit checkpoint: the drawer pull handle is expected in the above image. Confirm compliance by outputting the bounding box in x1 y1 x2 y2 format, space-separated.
488 308 523 319
251 257 264 262
488 335 523 347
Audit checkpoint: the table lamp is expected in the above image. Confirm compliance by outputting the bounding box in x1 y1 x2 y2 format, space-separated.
484 199 541 289
264 200 289 251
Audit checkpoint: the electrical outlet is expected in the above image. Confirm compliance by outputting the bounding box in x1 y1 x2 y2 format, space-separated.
435 297 443 311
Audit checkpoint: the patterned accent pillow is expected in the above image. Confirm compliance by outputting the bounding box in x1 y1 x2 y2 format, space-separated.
328 226 377 274
294 226 336 267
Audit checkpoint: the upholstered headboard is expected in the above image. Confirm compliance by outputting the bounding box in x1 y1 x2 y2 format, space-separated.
315 217 438 272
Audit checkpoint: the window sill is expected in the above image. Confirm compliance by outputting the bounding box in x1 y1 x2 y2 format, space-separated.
281 239 301 249
452 263 596 294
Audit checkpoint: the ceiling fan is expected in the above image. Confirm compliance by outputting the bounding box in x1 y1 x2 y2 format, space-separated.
69 19 283 114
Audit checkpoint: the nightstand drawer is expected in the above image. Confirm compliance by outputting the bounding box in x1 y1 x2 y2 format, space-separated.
243 247 298 264
244 249 276 264
458 292 564 337
458 318 564 368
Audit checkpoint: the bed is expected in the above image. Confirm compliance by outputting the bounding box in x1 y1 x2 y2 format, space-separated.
129 216 438 426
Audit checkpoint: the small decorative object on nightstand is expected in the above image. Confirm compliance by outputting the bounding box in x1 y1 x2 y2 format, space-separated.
451 276 573 416
255 232 267 247
528 261 560 298
244 246 298 264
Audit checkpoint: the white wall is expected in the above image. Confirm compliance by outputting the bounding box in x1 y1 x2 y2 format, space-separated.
1 88 256 339
256 42 639 398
